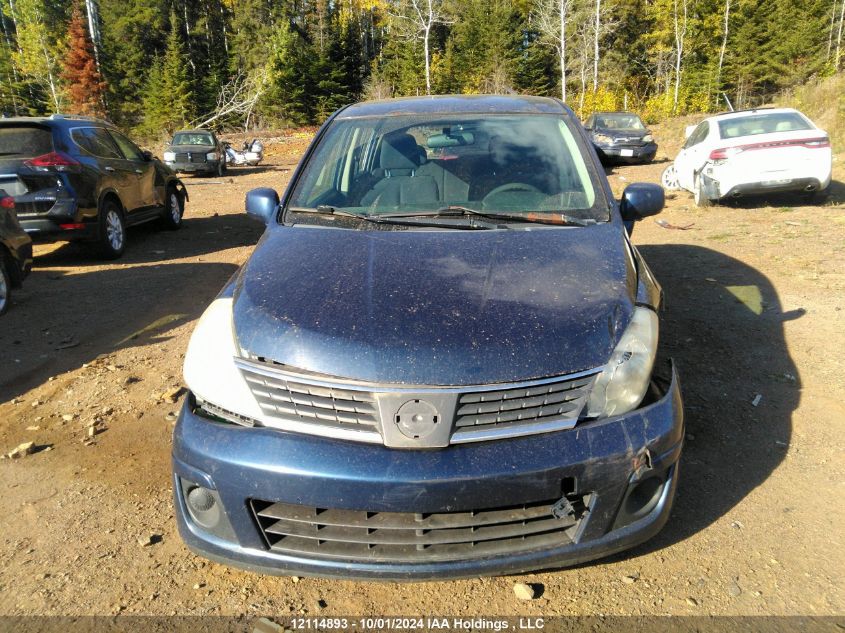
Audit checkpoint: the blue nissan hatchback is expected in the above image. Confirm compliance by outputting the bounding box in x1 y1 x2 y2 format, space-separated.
173 95 683 580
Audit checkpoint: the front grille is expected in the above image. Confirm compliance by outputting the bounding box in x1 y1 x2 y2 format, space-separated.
235 357 600 446
174 152 207 163
455 374 594 429
251 498 580 562
239 362 379 431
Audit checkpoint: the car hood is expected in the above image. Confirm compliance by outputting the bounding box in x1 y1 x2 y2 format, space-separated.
232 223 637 385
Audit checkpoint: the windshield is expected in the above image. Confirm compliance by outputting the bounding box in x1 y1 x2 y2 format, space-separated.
172 132 214 146
287 114 608 222
593 114 645 130
717 112 812 139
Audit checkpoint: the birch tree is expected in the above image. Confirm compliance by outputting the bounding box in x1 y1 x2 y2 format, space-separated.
389 0 448 95
714 0 730 106
672 0 687 112
536 0 573 102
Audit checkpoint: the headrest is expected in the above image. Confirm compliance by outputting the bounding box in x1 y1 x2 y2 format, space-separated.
380 134 424 171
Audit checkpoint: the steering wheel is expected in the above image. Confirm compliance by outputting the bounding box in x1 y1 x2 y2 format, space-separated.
482 182 542 204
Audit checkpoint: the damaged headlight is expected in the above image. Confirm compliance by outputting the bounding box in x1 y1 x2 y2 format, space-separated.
183 298 264 423
594 133 613 144
586 307 658 419
206 152 219 161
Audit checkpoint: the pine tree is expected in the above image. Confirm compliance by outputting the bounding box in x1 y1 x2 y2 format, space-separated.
139 12 194 136
61 2 106 116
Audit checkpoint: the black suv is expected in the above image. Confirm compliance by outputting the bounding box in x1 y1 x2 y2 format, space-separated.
0 115 188 259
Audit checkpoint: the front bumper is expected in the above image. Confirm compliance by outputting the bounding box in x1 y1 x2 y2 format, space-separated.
595 143 658 164
172 365 683 580
166 160 219 174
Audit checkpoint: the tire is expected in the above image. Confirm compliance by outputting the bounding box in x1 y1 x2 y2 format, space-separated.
0 257 11 316
159 186 184 230
694 174 711 208
95 199 126 259
661 164 681 190
217 159 227 177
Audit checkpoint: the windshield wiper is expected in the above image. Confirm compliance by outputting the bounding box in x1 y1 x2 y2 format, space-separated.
380 206 596 227
286 205 493 230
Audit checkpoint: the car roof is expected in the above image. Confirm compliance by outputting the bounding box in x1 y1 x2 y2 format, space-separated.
337 94 570 119
591 111 642 116
0 114 115 128
174 129 214 134
705 107 802 122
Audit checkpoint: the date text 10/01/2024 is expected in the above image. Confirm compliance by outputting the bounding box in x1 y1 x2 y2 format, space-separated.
289 618 546 631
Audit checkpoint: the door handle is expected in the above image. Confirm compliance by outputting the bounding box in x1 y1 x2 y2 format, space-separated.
104 166 115 172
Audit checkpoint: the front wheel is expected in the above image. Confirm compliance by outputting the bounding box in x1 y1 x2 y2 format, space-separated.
96 200 126 259
661 164 681 190
693 175 712 208
0 257 11 315
159 186 184 230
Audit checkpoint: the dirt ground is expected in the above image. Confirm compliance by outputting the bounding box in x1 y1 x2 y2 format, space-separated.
0 126 843 618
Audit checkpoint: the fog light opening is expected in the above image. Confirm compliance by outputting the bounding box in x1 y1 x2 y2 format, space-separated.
624 475 664 521
183 482 221 530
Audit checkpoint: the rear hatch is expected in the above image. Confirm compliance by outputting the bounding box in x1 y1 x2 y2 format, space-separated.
714 129 831 181
0 123 64 216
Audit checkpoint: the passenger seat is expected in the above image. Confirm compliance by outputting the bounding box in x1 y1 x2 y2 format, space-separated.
360 134 439 207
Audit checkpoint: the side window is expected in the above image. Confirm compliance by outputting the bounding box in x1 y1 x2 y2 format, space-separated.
108 130 145 161
684 122 709 149
72 127 122 159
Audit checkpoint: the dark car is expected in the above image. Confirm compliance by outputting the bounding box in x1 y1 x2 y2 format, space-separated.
0 114 188 259
174 95 683 580
0 192 32 315
584 111 658 165
163 129 227 177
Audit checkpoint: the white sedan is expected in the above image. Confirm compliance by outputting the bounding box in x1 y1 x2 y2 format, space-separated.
661 108 832 206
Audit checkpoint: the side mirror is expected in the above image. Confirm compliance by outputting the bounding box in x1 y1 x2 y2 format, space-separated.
245 187 279 225
620 183 664 221
142 150 153 161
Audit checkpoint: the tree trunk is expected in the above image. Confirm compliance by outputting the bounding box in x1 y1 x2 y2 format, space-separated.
592 0 600 91
828 0 838 62
559 0 567 102
714 0 730 107
836 0 845 68
84 0 101 73
672 0 687 113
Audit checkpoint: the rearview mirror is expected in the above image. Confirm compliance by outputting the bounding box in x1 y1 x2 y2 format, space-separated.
619 183 664 221
142 150 153 161
245 187 279 225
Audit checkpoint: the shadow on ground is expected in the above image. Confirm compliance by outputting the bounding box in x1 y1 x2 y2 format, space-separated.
618 244 801 558
0 211 262 402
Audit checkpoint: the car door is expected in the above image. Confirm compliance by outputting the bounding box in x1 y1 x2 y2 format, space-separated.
72 127 140 211
108 130 157 210
674 121 710 191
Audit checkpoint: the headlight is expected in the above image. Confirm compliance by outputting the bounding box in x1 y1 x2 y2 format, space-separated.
163 151 176 161
206 152 219 160
183 298 263 421
587 307 658 418
642 134 654 143
594 134 613 144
